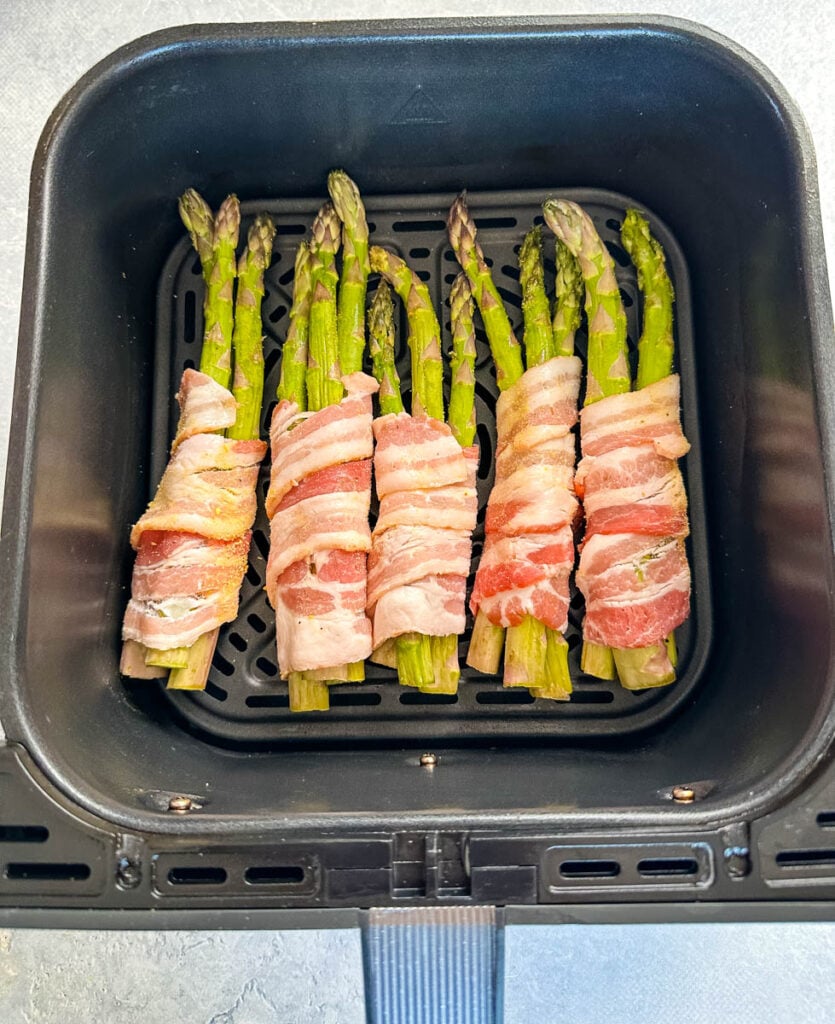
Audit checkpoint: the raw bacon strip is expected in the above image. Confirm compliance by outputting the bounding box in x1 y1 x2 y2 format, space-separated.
130 434 264 547
266 371 377 515
579 375 690 460
575 374 691 647
265 373 377 676
369 413 477 647
470 356 583 634
122 370 266 651
577 534 690 648
173 368 237 447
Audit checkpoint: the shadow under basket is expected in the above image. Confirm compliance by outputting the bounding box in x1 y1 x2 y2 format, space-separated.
1 18 834 914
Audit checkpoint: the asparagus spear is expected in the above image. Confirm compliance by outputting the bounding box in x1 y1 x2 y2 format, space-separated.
545 200 677 689
447 273 477 449
553 238 584 357
517 227 573 701
369 255 471 693
290 201 364 708
277 235 334 712
544 199 627 683
228 214 276 441
621 208 675 388
369 246 444 421
328 170 370 375
150 193 242 678
368 282 404 416
611 208 679 689
543 199 629 405
448 197 524 678
169 203 274 693
307 202 344 412
422 273 479 696
198 195 240 391
518 225 555 366
277 242 313 406
447 193 524 390
368 248 440 688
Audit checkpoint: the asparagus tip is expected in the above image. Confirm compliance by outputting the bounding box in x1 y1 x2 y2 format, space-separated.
214 193 241 248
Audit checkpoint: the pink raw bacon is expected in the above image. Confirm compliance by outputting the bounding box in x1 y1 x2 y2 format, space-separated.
575 374 691 648
122 370 266 652
368 412 478 647
265 373 377 676
470 356 583 633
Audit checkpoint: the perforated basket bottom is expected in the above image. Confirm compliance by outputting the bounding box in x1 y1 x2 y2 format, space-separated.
149 188 710 745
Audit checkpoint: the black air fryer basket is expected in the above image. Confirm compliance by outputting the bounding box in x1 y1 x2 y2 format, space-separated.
1 18 834 919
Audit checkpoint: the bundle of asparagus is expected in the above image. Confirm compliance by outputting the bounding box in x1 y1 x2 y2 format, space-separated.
448 195 583 697
121 193 274 689
265 174 378 712
544 200 690 689
365 251 478 693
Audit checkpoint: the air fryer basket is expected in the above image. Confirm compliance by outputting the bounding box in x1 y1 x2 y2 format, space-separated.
157 188 709 744
1 18 834 914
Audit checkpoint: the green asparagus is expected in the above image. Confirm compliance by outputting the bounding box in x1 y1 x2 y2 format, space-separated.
448 271 505 678
447 193 524 390
228 215 276 441
447 273 477 448
544 199 628 683
369 246 444 422
169 199 272 692
611 208 679 690
328 170 371 375
518 225 555 366
553 238 584 357
621 208 675 389
307 202 343 413
200 195 240 391
368 282 404 416
160 192 242 680
277 242 313 407
543 199 629 404
278 236 332 711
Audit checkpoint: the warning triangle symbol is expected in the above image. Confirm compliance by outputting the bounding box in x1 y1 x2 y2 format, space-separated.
391 86 448 125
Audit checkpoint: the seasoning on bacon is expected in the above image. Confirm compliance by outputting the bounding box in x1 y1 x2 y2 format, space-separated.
575 374 691 648
122 369 267 651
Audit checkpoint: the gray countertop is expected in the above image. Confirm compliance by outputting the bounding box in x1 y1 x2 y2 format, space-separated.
0 1 833 1020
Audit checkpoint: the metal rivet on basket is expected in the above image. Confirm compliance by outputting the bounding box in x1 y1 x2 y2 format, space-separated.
671 785 696 803
168 795 193 814
419 753 438 768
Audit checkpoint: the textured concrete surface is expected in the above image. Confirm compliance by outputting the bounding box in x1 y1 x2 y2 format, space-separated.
0 927 366 1023
504 922 835 1024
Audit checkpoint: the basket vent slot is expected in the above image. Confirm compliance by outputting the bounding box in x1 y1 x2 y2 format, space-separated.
775 849 835 868
5 862 90 881
400 691 458 705
330 692 382 707
167 866 227 885
244 865 305 885
816 812 835 828
637 857 699 877
0 825 49 843
476 690 534 705
559 859 620 879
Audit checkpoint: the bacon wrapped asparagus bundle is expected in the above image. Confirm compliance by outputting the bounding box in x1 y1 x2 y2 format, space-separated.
265 195 378 712
545 201 690 688
121 195 273 687
366 253 478 693
450 198 582 698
